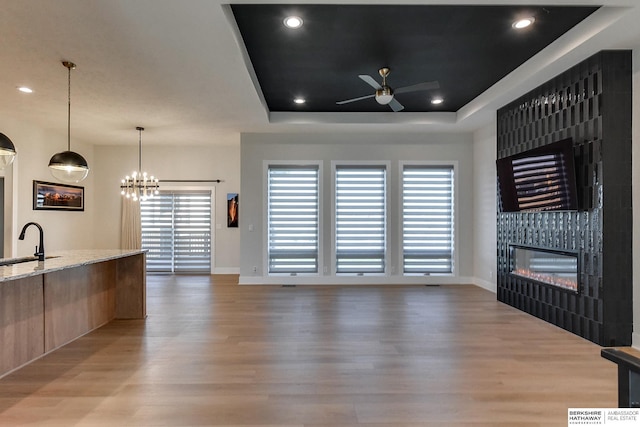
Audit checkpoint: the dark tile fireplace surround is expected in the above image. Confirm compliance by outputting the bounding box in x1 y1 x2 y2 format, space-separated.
496 50 632 346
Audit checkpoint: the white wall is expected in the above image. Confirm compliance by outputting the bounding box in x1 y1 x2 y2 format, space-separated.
0 116 95 257
93 141 241 273
472 122 497 293
239 132 475 285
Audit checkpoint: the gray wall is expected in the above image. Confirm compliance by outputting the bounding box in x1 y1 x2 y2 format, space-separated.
472 122 498 292
240 132 475 285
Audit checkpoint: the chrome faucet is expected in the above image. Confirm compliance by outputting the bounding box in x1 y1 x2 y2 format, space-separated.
19 222 45 261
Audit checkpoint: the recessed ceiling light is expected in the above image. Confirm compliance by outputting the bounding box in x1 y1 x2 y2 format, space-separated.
284 16 303 29
18 86 33 93
513 17 535 29
293 97 306 104
431 97 444 105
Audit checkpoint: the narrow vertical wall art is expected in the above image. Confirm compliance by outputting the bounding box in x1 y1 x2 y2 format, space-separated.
227 193 239 227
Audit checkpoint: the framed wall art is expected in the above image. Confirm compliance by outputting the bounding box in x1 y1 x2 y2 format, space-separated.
33 180 84 211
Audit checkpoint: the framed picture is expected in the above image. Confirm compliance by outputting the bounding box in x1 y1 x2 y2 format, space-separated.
33 180 84 211
227 193 238 227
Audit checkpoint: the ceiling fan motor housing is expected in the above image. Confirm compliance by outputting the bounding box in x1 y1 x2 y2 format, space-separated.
375 86 394 105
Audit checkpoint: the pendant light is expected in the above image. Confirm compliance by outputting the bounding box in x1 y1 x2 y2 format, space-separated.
48 61 89 183
0 133 16 169
120 127 159 202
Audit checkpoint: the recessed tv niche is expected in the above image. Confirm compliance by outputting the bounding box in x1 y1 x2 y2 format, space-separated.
497 138 578 212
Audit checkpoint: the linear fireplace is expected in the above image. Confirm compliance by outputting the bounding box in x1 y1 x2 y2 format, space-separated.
509 245 579 293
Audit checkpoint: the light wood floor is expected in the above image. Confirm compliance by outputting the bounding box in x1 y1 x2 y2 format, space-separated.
0 275 618 426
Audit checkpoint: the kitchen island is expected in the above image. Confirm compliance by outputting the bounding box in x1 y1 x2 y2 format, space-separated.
0 249 146 378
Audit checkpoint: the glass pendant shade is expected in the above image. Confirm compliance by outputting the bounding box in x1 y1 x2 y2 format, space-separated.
0 133 17 169
49 150 89 183
48 60 89 183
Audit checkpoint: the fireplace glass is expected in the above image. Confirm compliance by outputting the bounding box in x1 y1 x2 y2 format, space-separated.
509 246 578 292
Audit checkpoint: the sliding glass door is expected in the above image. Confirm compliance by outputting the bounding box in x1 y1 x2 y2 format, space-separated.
141 190 212 273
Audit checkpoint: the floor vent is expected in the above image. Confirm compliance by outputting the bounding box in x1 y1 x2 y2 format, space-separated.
282 285 297 288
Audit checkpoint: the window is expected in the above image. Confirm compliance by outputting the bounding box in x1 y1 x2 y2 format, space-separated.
267 166 319 274
402 165 454 275
335 165 386 274
141 190 211 273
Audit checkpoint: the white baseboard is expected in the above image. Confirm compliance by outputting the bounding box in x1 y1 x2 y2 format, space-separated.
238 275 476 286
218 272 496 292
473 277 497 293
213 267 240 275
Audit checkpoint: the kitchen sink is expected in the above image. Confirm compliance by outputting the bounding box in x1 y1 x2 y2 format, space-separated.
0 255 60 266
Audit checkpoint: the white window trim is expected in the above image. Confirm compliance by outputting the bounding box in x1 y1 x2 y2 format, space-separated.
398 161 458 277
331 160 391 276
263 160 323 277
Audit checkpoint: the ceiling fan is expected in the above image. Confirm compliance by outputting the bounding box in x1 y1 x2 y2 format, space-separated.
336 67 439 112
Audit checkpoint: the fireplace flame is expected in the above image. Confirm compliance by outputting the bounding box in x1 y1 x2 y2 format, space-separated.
512 267 577 291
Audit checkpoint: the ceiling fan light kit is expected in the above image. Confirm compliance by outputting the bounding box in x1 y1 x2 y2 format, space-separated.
337 67 439 112
375 89 393 105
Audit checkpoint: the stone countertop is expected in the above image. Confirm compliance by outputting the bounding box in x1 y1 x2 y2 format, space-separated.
0 249 146 282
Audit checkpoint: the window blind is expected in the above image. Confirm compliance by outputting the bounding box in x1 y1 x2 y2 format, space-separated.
335 166 386 274
402 166 454 275
141 191 211 273
268 166 319 274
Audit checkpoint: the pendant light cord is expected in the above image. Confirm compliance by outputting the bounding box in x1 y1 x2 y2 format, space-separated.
137 127 144 172
67 64 71 151
63 61 76 152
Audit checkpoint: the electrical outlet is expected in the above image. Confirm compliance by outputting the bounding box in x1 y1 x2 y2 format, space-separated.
489 270 493 279
252 266 257 273
323 266 328 273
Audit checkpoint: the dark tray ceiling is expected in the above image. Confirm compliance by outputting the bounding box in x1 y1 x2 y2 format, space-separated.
231 4 598 113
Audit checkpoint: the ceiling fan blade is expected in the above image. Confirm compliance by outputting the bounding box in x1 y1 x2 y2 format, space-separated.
359 74 382 90
336 94 376 105
394 80 440 95
389 98 404 112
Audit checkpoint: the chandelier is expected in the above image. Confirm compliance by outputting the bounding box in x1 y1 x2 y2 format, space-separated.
120 127 159 201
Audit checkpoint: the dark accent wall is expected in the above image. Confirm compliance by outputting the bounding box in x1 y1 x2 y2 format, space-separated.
496 51 632 346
